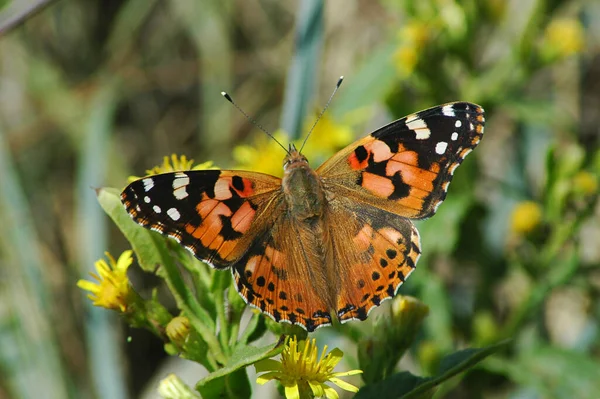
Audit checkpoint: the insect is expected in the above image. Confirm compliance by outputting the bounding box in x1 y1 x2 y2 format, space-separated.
121 100 484 332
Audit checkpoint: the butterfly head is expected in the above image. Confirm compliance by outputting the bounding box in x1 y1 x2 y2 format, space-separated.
283 143 309 171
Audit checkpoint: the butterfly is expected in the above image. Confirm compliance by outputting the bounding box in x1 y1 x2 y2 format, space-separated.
121 102 485 332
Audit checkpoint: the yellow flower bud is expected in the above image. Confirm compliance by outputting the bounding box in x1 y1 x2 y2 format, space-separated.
166 316 191 346
572 171 598 196
542 18 585 60
510 201 542 235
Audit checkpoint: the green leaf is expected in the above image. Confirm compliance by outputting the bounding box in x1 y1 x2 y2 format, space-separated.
355 340 510 399
196 340 284 393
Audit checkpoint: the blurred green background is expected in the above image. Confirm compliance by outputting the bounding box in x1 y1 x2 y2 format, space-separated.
0 0 599 398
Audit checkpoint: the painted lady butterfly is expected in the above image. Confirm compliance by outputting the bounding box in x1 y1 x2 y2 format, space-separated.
121 102 485 332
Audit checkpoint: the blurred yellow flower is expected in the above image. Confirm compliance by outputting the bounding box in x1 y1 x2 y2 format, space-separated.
572 171 598 196
399 21 431 48
393 46 419 77
393 22 433 76
128 154 216 183
510 201 543 235
166 316 191 346
255 336 362 399
543 18 585 59
234 130 291 177
77 251 134 312
234 116 353 177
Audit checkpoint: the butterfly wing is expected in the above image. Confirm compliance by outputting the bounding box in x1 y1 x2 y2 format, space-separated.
232 215 333 332
123 169 333 331
317 102 485 219
121 170 283 268
326 199 421 323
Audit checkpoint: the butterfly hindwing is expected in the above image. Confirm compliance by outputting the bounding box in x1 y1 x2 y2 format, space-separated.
327 201 421 323
317 102 485 219
232 217 333 332
121 170 282 268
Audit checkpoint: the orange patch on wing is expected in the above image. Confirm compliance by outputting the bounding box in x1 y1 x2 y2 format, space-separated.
232 177 255 197
361 172 394 197
348 149 370 170
217 239 239 259
230 201 256 234
369 140 394 162
386 161 436 192
197 199 221 219
395 196 425 213
379 227 403 248
391 151 419 166
200 218 223 247
353 225 375 252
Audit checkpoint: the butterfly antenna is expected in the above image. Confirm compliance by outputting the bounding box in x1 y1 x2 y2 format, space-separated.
299 75 344 153
221 91 289 154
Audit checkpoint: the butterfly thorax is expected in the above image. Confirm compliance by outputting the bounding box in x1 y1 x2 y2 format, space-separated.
282 149 326 222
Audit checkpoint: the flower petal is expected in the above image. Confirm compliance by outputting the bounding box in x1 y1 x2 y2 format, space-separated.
283 383 300 399
329 377 360 393
307 380 325 397
254 358 283 373
323 385 340 399
256 371 282 385
331 369 363 377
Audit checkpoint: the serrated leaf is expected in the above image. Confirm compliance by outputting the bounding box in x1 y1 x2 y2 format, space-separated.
356 340 510 399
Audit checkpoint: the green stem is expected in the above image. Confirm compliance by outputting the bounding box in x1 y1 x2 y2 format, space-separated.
214 289 230 356
158 258 227 365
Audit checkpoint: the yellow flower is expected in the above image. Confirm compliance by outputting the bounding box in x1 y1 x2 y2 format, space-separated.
542 18 585 60
128 154 216 183
77 251 134 312
510 201 543 235
393 22 433 77
233 129 291 177
572 171 598 196
255 336 362 399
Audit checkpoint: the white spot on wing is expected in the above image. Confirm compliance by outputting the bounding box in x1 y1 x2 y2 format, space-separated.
442 104 455 117
153 205 162 213
167 207 181 221
144 196 151 203
143 178 154 192
406 117 431 139
455 120 462 128
435 141 448 154
173 173 190 200
174 186 188 200
451 132 458 141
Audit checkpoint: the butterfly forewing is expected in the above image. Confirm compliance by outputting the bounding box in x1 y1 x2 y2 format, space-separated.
121 170 282 268
317 102 485 219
